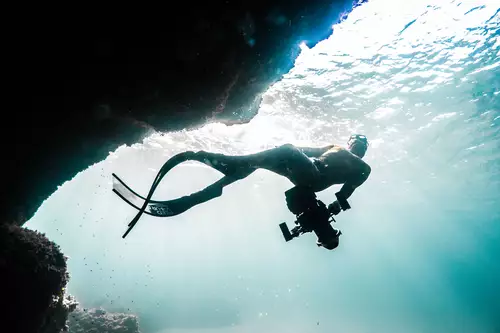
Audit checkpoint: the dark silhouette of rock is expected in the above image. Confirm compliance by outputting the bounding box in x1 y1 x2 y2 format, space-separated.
2 1 366 225
0 224 69 333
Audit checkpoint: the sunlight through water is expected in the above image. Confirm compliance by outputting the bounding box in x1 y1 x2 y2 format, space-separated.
26 0 499 332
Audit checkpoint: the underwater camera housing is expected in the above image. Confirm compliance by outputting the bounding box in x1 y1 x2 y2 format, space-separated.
279 186 350 245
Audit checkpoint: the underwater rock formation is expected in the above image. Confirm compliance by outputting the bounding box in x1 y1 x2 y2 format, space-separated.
39 295 79 333
2 0 366 226
0 224 69 333
1 2 366 329
67 307 141 333
0 224 136 333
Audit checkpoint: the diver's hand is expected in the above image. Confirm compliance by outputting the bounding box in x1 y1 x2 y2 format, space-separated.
328 201 342 215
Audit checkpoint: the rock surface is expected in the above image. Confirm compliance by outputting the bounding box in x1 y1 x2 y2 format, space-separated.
39 295 79 333
67 307 141 333
3 0 365 225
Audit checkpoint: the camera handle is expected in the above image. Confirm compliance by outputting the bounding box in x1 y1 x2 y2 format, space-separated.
335 191 351 211
279 207 337 242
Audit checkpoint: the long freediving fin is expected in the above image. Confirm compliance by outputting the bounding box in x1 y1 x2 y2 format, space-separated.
115 152 194 238
112 174 177 218
112 173 164 207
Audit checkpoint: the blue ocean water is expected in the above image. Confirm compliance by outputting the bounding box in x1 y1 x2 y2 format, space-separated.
26 0 499 332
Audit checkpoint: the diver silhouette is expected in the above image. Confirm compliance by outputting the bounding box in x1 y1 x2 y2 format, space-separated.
113 134 371 248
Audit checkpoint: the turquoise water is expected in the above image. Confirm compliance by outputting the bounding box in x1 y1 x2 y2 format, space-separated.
26 1 500 332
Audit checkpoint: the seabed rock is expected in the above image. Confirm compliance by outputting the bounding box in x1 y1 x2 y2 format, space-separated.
67 306 141 333
0 224 69 333
0 224 142 333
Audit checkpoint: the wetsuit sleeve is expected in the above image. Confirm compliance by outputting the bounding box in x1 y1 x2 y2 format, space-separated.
337 164 371 200
297 144 337 158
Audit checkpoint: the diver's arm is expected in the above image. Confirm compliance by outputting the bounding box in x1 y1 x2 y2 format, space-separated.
329 164 371 214
297 144 337 158
339 164 371 199
338 164 371 200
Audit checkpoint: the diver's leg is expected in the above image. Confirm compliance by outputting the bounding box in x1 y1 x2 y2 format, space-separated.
193 144 320 186
245 144 320 183
190 150 256 179
154 176 238 216
153 145 319 216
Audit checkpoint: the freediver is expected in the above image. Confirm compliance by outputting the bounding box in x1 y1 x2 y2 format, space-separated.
158 134 372 249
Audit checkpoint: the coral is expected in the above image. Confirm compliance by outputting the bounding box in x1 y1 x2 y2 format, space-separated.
0 224 69 333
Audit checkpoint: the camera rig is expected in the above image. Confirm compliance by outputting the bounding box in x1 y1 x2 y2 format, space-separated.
278 186 351 243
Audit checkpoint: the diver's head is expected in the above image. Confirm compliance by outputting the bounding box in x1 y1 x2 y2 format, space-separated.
317 229 342 250
347 134 369 158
